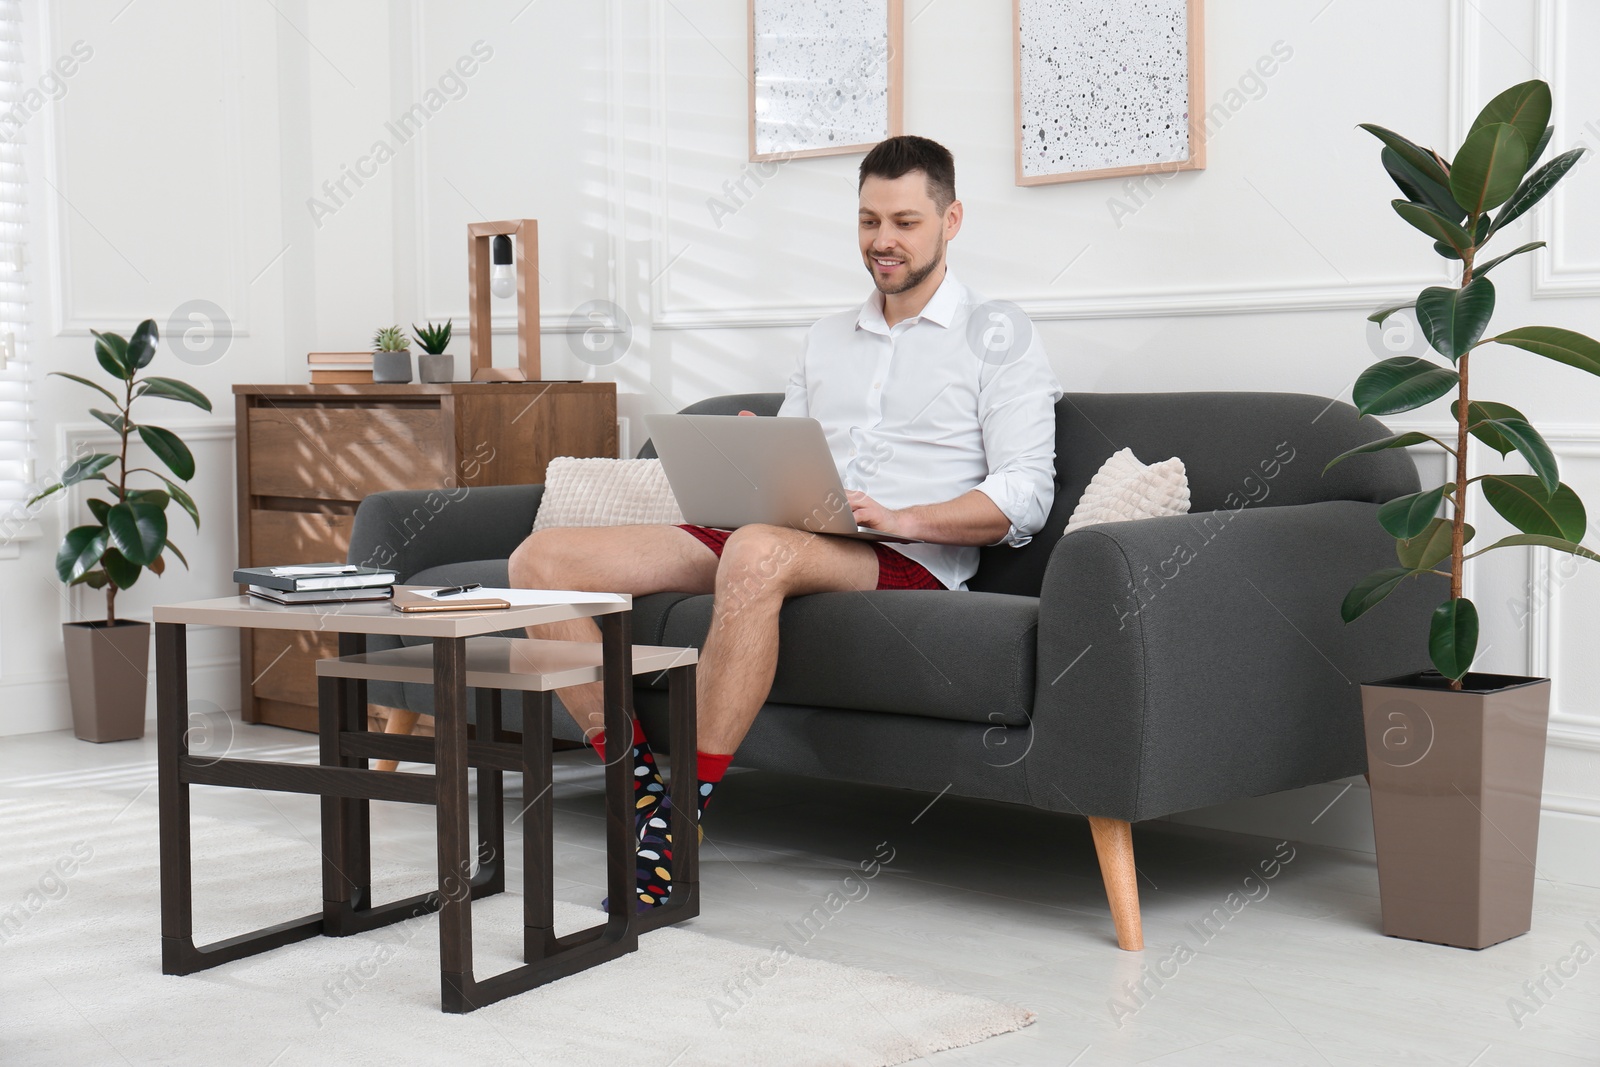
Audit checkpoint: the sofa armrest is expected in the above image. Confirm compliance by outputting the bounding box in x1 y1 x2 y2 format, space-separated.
1027 499 1435 822
347 484 545 581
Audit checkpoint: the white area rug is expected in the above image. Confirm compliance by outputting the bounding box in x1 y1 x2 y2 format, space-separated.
0 789 1033 1066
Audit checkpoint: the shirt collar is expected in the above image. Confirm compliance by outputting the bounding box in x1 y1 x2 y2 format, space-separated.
856 267 964 335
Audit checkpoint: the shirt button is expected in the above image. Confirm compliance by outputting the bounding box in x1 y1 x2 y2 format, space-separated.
872 381 881 389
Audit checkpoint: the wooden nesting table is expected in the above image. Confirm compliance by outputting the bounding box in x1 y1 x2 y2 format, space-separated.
152 590 699 1013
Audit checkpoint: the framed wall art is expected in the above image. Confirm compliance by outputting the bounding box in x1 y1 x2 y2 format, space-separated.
748 0 904 163
1013 0 1206 186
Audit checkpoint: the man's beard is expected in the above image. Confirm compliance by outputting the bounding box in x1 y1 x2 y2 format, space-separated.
867 239 945 296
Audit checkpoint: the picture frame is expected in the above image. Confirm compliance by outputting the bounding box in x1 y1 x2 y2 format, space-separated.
1013 0 1206 186
748 0 904 163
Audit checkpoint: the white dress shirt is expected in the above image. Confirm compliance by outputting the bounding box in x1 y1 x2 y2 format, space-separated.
778 269 1062 591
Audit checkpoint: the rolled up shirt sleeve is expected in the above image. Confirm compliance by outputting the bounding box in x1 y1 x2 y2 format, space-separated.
971 334 1063 546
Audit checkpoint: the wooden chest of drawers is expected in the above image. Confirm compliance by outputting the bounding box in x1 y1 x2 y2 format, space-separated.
233 382 617 731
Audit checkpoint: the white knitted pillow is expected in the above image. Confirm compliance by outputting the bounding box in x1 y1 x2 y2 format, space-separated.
531 457 684 532
1063 448 1190 535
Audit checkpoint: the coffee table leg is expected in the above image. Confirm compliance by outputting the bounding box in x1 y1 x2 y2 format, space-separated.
474 689 506 896
523 691 556 958
434 635 476 1012
157 620 323 973
157 621 195 972
338 634 373 901
598 611 637 942
320 634 373 933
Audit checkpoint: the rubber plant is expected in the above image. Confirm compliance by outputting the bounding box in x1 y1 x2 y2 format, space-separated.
1330 79 1600 688
29 319 211 623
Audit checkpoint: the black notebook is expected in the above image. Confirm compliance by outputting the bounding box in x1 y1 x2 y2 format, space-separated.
233 564 396 592
247 585 394 605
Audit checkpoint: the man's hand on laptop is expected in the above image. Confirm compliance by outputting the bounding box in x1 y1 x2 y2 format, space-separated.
847 489 914 539
848 487 1014 546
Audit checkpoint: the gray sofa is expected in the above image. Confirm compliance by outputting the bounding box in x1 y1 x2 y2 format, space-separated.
346 390 1434 949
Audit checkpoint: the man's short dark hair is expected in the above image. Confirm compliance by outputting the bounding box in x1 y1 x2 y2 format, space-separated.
859 135 956 213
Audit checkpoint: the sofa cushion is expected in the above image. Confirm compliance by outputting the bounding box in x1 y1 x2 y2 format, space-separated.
1063 447 1189 534
531 457 683 532
657 589 1037 726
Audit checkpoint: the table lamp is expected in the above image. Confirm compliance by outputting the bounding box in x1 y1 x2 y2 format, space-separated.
467 219 540 381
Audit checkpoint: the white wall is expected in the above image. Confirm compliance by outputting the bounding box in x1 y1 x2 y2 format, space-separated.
2 0 1596 883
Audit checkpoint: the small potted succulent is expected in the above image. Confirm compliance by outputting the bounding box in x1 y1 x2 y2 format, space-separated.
413 319 454 383
30 320 210 741
371 325 412 383
1334 79 1597 948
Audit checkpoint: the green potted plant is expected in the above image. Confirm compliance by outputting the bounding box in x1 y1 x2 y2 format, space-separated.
371 324 412 383
30 319 210 742
413 319 454 383
1332 79 1597 948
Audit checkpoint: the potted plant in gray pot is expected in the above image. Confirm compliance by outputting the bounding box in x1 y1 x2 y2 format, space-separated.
30 319 210 741
1333 79 1597 948
413 319 454 383
371 325 412 383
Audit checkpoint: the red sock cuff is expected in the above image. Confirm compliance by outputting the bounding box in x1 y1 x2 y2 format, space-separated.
696 751 733 783
590 719 648 764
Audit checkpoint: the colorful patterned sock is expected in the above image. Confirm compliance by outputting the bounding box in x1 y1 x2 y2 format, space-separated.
630 723 666 833
637 751 733 908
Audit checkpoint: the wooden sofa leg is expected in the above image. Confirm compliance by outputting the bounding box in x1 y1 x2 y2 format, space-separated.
1088 816 1144 951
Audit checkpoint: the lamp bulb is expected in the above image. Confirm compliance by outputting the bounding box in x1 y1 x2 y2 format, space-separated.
490 234 515 299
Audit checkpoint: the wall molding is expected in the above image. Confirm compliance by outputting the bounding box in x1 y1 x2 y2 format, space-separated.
50 418 235 626
1526 428 1600 733
1379 421 1600 742
407 1 628 335
647 0 1472 330
1533 0 1600 298
0 656 238 738
39 5 254 338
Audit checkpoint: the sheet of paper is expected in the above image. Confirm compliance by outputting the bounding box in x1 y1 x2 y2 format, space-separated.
417 587 627 605
269 564 358 576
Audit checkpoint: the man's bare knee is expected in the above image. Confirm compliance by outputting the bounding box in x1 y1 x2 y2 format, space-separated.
718 525 801 599
508 529 573 588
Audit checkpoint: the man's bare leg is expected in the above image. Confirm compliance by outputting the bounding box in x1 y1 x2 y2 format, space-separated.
507 524 718 739
695 524 878 754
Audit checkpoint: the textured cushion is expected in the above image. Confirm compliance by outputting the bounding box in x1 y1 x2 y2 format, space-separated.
1063 447 1190 535
970 392 1421 598
531 457 682 532
656 590 1038 726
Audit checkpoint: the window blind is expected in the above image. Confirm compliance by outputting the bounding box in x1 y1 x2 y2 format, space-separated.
0 0 35 540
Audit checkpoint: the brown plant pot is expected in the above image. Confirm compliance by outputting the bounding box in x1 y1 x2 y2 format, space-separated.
1362 670 1550 950
62 620 151 742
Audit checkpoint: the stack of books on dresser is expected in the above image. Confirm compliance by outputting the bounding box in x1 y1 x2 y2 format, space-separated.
307 351 374 384
233 564 397 605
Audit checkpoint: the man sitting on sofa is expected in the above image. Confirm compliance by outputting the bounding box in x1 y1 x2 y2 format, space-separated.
509 135 1063 908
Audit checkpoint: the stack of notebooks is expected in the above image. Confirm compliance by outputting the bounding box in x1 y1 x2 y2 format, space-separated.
308 351 374 385
234 564 397 604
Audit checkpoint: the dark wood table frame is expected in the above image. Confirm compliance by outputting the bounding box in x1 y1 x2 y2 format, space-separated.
155 605 700 1013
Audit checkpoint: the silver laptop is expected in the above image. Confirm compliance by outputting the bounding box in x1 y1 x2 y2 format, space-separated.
643 414 923 544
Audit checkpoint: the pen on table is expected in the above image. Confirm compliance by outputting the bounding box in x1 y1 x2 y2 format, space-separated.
434 583 482 598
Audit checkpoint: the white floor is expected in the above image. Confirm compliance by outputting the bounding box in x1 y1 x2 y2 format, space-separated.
3 722 1598 1067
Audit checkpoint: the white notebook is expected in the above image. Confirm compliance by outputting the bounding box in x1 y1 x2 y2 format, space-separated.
414 587 627 606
